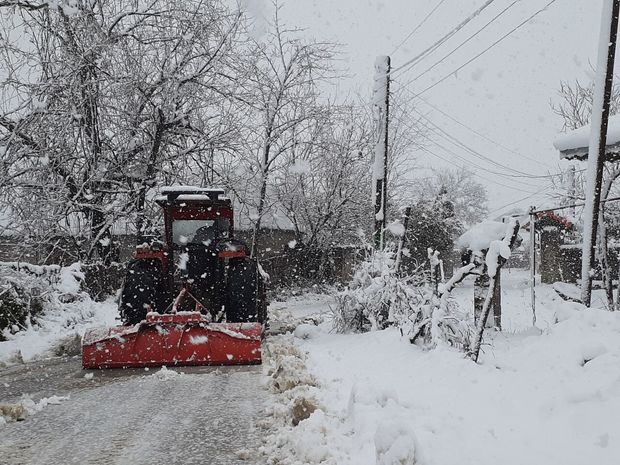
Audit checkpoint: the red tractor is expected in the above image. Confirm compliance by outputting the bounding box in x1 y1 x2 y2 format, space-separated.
81 187 267 369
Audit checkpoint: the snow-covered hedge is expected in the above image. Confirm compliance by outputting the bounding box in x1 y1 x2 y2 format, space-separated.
0 262 85 341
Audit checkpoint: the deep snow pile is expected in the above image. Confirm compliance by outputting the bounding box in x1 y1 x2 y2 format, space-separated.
273 271 620 465
0 263 117 366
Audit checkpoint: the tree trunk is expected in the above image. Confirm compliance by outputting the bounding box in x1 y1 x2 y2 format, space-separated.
90 208 113 265
469 221 520 362
135 109 166 244
251 135 272 258
473 271 489 327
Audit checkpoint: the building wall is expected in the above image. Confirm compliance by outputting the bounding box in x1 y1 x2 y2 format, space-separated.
0 230 362 293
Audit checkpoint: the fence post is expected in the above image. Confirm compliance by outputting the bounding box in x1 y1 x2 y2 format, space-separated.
529 206 537 326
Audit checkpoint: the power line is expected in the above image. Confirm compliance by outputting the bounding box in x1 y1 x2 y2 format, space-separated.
489 186 554 214
418 145 553 194
391 0 448 55
427 136 543 188
403 0 558 96
396 110 552 190
413 108 555 180
401 91 556 169
393 100 573 200
388 0 498 78
530 195 620 214
401 0 519 86
394 101 550 189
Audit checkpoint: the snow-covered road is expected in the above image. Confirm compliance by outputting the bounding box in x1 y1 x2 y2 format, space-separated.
0 360 264 465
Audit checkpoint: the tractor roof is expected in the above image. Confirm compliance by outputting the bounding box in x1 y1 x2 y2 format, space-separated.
155 186 228 204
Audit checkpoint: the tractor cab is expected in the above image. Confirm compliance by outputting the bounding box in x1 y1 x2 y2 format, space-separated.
119 186 266 326
156 186 233 248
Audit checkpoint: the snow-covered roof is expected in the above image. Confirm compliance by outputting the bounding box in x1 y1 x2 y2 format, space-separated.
553 114 620 160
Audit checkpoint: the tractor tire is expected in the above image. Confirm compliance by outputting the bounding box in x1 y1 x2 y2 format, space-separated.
119 259 162 326
226 258 267 323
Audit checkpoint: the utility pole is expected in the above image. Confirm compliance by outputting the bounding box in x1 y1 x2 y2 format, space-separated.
581 0 620 306
373 55 390 249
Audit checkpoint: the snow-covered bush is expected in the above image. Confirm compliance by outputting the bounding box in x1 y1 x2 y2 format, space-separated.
332 250 472 350
332 250 426 333
0 262 86 340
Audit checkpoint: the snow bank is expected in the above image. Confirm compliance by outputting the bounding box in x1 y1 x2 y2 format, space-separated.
0 296 117 366
286 274 620 465
257 335 326 463
0 262 117 366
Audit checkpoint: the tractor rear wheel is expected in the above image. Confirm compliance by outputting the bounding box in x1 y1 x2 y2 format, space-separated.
226 258 267 323
119 260 162 325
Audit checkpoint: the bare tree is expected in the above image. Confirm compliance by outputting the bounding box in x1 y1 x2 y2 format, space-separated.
0 0 244 262
409 167 489 226
226 5 337 257
551 79 620 131
276 103 373 251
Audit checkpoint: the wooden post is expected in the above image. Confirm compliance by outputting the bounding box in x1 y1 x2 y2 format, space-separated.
428 248 441 296
529 206 537 326
469 220 521 362
473 269 489 327
493 271 502 330
474 267 501 330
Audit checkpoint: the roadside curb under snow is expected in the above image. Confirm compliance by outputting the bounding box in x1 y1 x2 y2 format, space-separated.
256 333 328 464
257 330 420 465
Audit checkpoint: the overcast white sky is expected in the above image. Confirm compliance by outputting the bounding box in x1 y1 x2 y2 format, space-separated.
254 0 607 217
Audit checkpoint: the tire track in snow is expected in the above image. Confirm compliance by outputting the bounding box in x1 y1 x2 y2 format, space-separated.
0 365 264 465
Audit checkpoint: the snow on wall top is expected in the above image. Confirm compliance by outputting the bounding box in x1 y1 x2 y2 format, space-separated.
457 221 509 252
553 114 620 158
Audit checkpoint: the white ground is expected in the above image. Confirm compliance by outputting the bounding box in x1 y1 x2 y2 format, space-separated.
0 297 117 366
269 269 620 465
0 364 264 465
2 269 619 464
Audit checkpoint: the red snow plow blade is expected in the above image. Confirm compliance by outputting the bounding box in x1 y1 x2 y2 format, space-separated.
82 312 262 369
